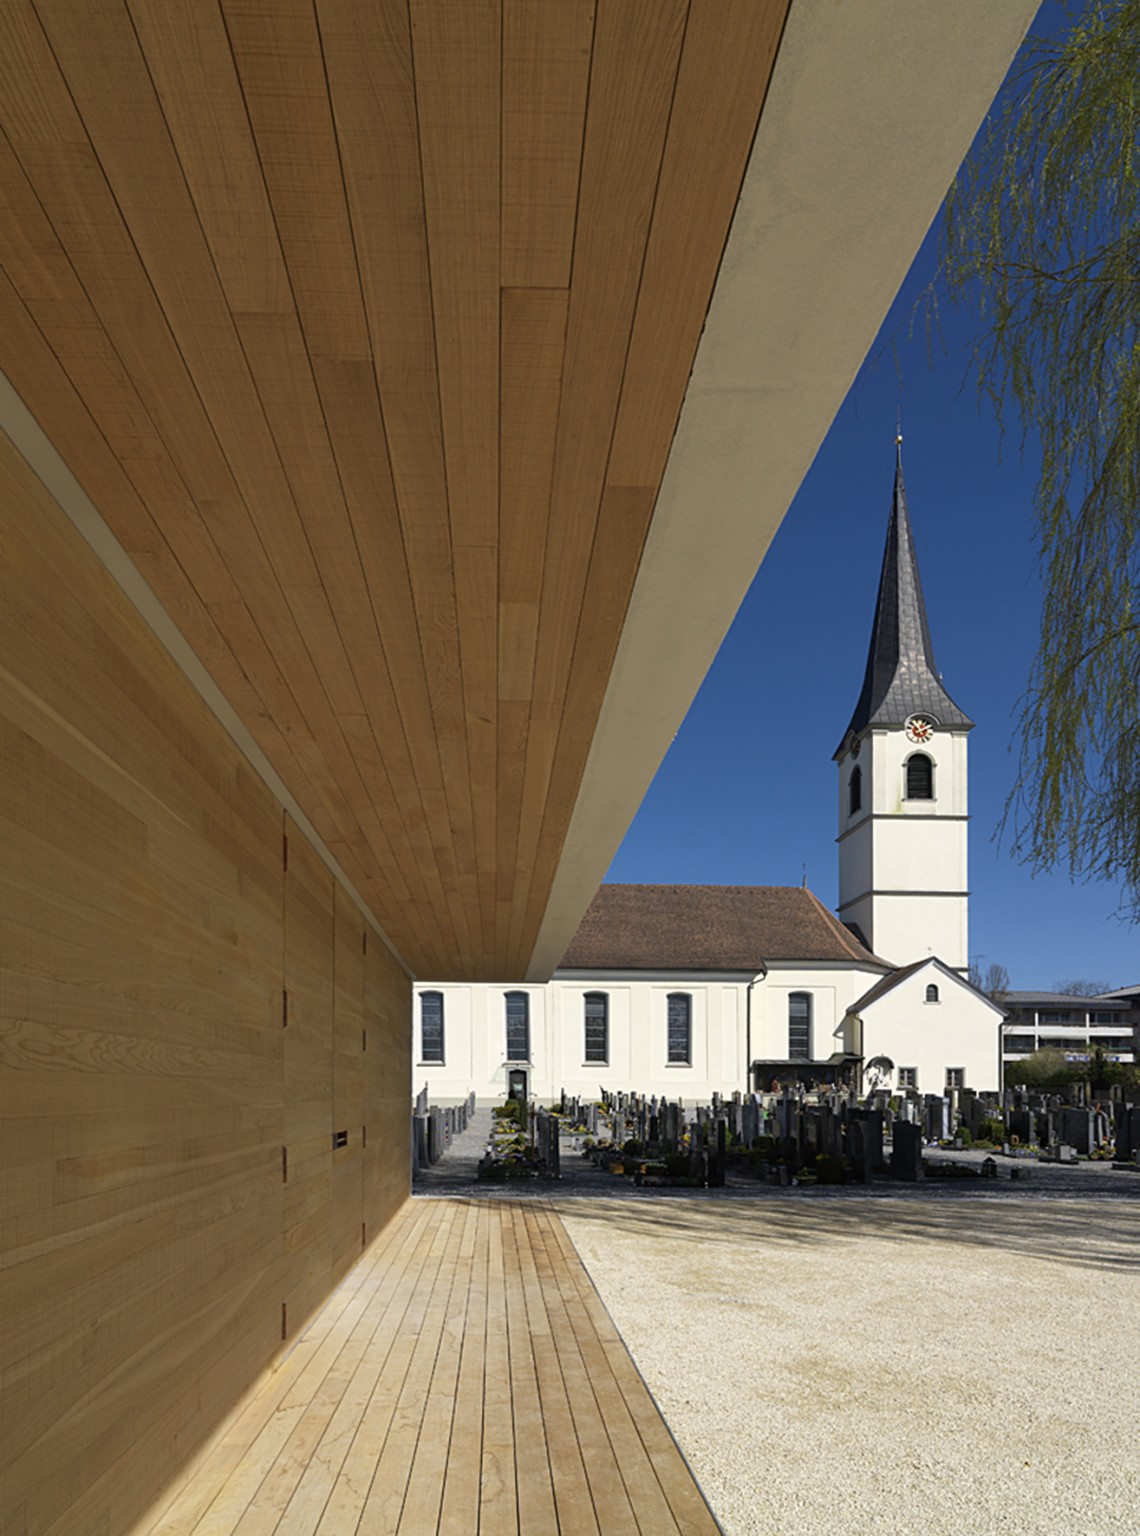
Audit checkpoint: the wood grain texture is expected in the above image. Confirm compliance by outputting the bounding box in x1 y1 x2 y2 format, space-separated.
0 0 787 983
0 432 411 1536
128 1200 717 1536
501 0 594 288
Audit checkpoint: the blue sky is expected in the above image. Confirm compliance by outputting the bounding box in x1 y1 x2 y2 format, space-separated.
606 15 1136 990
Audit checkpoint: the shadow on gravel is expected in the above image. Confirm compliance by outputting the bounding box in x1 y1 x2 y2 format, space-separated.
555 1195 1140 1274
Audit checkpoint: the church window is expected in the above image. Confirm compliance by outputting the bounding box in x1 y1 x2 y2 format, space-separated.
505 991 530 1060
584 992 608 1064
788 992 811 1059
420 991 444 1063
925 983 940 1004
667 993 691 1064
905 752 933 799
898 1066 917 1089
849 765 862 814
946 1067 965 1090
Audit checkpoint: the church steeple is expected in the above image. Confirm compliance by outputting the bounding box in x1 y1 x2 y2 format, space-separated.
836 440 972 759
834 441 972 972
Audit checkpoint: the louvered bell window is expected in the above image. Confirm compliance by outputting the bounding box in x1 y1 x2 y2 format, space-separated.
584 992 608 1063
906 753 933 799
505 991 530 1060
667 993 691 1064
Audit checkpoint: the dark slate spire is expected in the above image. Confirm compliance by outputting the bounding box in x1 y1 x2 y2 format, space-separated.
835 441 973 757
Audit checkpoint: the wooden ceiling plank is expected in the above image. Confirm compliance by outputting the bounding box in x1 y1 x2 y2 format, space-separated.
316 0 463 720
308 355 475 967
224 0 469 963
497 286 567 955
409 0 502 961
512 0 687 966
501 0 594 289
9 0 448 954
607 0 789 489
517 2 790 968
409 0 501 553
316 0 482 958
27 0 323 591
130 0 449 923
0 308 368 891
123 0 290 318
219 0 370 364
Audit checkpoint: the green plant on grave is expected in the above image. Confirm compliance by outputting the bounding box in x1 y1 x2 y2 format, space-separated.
622 1139 643 1157
663 1153 689 1178
751 1134 777 1157
976 1117 1005 1145
814 1153 845 1185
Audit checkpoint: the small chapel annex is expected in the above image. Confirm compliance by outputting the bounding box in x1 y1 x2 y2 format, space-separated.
414 448 1005 1103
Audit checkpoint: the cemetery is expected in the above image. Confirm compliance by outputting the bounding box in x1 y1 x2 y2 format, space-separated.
413 1077 1140 1191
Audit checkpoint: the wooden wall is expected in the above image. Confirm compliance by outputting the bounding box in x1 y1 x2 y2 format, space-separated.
0 431 412 1536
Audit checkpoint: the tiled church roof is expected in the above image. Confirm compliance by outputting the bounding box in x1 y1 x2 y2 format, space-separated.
836 444 973 756
558 884 886 972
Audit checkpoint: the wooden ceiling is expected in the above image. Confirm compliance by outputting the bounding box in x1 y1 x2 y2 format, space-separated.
0 0 788 979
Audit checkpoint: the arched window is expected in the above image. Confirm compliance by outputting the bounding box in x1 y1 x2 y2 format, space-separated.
666 993 691 1064
420 991 444 1063
906 752 933 799
505 991 530 1060
849 765 862 814
788 992 812 1059
925 983 940 1004
584 992 608 1064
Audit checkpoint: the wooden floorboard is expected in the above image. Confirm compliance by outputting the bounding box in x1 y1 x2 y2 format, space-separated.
131 1199 717 1536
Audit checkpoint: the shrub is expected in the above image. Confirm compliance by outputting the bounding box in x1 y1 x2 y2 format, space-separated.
814 1153 845 1185
751 1135 777 1157
956 1127 973 1147
623 1139 643 1157
976 1116 1004 1144
494 1098 523 1123
663 1152 689 1178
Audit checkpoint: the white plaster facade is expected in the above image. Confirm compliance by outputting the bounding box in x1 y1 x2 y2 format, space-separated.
838 958 1004 1096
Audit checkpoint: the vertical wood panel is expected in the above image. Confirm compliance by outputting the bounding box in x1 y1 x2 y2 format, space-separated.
0 432 413 1536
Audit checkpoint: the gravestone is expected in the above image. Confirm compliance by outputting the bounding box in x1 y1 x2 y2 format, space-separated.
891 1121 924 1182
1008 1109 1033 1144
413 1115 429 1170
708 1121 726 1187
1059 1108 1093 1155
1114 1105 1140 1163
848 1109 882 1184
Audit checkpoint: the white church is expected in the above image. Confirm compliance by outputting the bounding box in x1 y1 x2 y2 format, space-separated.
414 449 1005 1104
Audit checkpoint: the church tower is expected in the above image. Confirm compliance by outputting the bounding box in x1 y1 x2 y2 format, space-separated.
835 442 973 971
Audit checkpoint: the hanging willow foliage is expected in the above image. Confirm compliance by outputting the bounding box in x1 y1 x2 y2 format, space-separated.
944 0 1140 919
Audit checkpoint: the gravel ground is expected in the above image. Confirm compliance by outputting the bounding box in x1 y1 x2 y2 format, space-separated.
560 1195 1140 1536
416 1115 1140 1533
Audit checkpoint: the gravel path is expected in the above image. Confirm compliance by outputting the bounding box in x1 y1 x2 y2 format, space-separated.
414 1122 1139 1533
560 1195 1140 1536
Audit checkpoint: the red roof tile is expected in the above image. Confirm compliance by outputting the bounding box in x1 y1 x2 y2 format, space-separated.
558 884 885 971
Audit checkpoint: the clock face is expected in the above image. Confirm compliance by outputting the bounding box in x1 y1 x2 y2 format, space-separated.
905 716 934 745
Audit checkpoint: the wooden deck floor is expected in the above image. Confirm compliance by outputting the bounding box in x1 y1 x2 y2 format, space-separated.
134 1199 720 1536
